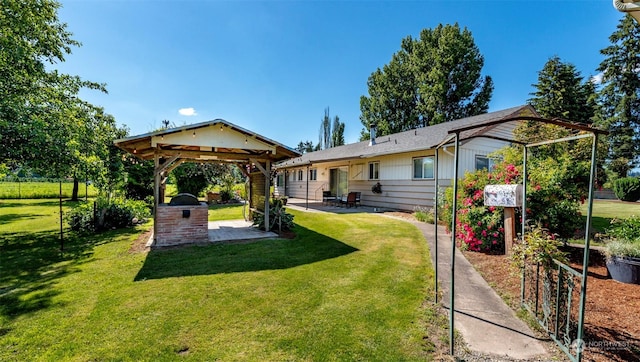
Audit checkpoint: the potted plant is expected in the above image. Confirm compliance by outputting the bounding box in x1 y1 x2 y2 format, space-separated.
604 215 640 285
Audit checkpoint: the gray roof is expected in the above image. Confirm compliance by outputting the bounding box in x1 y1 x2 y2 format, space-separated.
278 105 535 168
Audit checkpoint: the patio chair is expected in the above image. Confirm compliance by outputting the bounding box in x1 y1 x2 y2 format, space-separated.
354 192 361 207
322 191 336 205
340 192 357 208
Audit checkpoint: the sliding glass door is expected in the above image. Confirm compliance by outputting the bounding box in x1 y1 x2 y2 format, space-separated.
329 167 348 197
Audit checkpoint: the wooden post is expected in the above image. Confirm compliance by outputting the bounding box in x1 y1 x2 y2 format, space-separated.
504 207 516 254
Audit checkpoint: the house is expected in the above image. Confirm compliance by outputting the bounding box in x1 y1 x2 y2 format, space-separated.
274 105 538 211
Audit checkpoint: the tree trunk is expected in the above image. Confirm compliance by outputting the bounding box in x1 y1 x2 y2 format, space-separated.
71 176 79 201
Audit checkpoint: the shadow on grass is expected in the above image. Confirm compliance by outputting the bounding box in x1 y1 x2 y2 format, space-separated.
0 227 141 324
134 224 359 280
0 200 68 208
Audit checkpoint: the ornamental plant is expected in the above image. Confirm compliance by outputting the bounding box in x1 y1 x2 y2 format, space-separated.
441 163 521 252
442 150 586 252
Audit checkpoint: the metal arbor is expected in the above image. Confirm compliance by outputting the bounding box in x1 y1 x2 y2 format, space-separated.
432 115 607 361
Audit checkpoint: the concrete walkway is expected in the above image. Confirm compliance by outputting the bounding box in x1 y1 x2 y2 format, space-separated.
408 220 550 360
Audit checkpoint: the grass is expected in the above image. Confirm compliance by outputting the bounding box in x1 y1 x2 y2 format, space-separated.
208 203 245 221
0 199 441 361
0 182 98 199
579 199 640 232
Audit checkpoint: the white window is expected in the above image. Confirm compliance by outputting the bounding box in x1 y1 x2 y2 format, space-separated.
368 162 379 180
309 168 317 181
297 169 303 181
475 155 498 171
413 156 434 179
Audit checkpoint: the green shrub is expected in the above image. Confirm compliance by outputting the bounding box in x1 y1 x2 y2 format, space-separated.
66 197 151 233
613 177 640 202
511 224 567 270
66 202 95 232
220 189 233 202
607 215 640 244
172 163 209 196
413 206 435 224
252 198 295 231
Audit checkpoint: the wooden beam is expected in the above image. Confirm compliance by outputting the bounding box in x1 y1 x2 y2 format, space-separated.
235 163 251 178
154 153 182 176
250 158 269 177
158 149 271 161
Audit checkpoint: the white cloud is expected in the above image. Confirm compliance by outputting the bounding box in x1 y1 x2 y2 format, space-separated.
178 107 197 116
591 72 604 85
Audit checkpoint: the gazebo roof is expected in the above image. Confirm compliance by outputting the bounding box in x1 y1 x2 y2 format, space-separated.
114 119 301 162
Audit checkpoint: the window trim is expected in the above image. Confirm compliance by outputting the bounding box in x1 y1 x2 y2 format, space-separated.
412 156 435 180
368 161 380 180
309 168 317 181
297 169 304 181
475 155 500 171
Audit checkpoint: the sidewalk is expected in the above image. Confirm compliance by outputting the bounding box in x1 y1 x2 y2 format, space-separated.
407 220 550 360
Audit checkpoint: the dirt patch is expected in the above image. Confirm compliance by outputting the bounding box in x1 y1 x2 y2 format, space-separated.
383 211 417 221
463 249 640 361
128 229 152 253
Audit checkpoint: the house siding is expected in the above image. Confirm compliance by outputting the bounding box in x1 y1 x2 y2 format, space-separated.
275 136 513 211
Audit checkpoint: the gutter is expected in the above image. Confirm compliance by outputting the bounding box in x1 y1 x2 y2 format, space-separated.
613 0 640 12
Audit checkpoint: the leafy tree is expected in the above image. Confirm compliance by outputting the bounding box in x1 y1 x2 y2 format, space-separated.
597 14 640 178
316 107 345 149
0 0 110 192
295 140 316 154
359 23 493 139
331 115 345 147
319 107 331 150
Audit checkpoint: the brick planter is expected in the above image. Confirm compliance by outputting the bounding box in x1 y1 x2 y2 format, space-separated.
154 203 209 247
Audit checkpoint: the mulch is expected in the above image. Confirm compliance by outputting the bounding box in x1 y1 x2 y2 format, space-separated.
463 249 640 362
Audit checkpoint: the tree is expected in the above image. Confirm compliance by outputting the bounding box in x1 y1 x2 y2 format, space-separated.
0 0 108 185
597 14 640 178
316 107 345 150
359 23 493 139
295 140 316 154
331 115 345 147
524 56 599 159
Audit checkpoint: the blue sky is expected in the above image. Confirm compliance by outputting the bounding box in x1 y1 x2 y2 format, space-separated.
56 1 623 149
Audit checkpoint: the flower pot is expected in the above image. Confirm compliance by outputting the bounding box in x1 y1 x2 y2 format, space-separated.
606 256 640 285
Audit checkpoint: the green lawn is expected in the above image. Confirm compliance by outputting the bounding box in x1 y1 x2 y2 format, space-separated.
580 199 640 232
208 203 245 221
0 182 98 199
0 200 440 361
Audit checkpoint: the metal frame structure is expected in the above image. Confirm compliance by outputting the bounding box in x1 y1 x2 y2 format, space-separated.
433 115 607 361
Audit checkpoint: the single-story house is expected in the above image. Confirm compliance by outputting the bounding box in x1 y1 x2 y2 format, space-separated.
274 105 538 211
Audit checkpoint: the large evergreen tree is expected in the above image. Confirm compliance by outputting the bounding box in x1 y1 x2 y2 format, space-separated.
359 23 493 139
597 15 640 177
524 56 598 158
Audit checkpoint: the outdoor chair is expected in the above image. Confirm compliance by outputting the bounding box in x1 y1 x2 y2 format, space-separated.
322 191 336 205
354 192 361 207
339 192 357 208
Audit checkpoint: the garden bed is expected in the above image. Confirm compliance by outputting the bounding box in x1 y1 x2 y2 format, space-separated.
463 247 640 361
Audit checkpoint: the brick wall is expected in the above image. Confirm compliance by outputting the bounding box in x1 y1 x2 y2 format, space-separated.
154 203 209 247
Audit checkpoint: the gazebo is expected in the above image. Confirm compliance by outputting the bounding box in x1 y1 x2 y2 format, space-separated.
114 119 300 246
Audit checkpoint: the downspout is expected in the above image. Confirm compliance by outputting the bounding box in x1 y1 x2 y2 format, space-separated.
613 0 640 23
613 0 640 12
442 145 455 157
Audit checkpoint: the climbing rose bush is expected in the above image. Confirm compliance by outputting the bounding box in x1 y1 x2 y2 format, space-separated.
444 163 521 252
441 156 584 252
